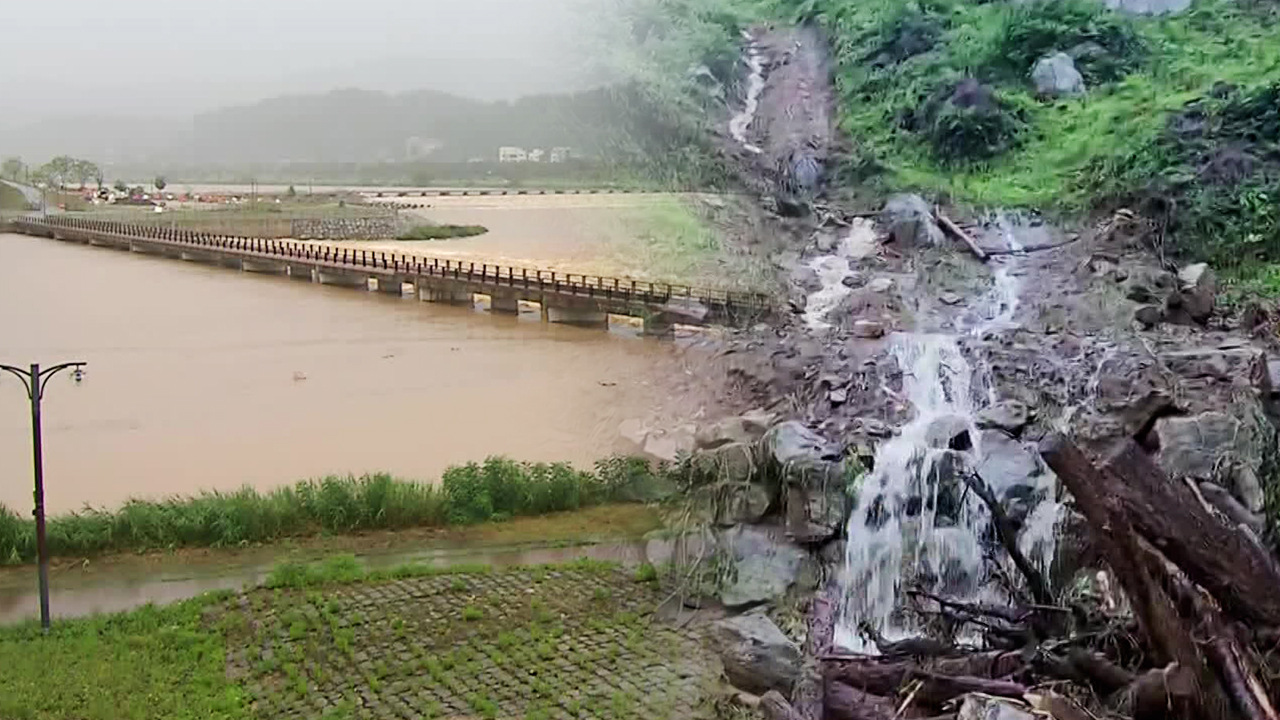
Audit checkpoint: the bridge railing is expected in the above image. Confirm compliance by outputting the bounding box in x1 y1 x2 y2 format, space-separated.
19 216 772 312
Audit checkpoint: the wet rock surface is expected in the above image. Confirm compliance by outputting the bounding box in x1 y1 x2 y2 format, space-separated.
709 613 801 695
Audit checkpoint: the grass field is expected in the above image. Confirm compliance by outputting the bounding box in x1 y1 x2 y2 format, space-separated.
0 557 717 720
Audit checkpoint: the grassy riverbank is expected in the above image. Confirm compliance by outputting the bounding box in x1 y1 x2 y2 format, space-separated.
0 456 668 565
396 223 489 240
0 556 710 720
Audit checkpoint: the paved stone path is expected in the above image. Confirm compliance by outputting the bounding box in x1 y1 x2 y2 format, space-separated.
220 564 719 719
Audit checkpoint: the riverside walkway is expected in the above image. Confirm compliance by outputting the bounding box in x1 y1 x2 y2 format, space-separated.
7 215 771 334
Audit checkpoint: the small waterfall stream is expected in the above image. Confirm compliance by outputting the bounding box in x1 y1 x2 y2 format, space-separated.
730 31 766 155
834 242 1062 654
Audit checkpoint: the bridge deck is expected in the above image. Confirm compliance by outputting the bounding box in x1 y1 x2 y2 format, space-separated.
12 216 772 325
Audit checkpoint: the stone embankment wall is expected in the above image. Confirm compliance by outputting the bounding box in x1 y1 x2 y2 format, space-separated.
291 216 399 240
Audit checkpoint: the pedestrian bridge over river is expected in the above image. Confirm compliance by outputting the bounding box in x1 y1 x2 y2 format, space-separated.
6 216 772 334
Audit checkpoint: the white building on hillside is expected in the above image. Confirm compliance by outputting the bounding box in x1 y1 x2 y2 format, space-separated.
498 146 528 163
528 148 546 163
549 147 573 163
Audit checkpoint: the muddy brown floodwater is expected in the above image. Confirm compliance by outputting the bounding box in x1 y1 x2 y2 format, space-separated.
0 232 713 514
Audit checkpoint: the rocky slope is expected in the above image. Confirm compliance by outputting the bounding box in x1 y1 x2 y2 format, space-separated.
629 16 1280 719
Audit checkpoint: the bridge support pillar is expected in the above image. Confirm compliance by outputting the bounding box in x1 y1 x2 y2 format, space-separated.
545 306 608 328
643 315 676 337
316 270 369 288
419 287 471 305
490 296 519 314
376 277 412 295
241 259 287 275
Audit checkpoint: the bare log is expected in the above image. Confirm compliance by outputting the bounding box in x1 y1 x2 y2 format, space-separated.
1116 665 1198 720
826 652 1024 699
962 471 1053 605
934 210 988 261
824 661 908 697
761 690 805 720
1103 441 1280 627
1067 648 1135 695
906 670 1028 708
824 678 896 720
1206 639 1280 720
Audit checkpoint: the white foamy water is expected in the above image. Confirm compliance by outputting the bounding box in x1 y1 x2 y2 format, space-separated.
803 220 878 330
730 31 766 155
835 254 1061 654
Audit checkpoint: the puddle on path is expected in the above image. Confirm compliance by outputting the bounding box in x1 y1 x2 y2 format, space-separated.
0 540 647 626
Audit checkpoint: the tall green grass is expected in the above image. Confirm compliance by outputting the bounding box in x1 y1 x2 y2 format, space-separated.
0 456 663 564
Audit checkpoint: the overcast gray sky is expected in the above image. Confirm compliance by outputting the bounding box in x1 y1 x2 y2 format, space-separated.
0 0 591 123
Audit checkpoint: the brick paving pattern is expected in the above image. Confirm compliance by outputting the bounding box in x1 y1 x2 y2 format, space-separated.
223 565 718 719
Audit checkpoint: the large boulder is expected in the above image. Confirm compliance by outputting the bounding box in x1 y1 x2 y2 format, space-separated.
1175 263 1216 324
708 613 801 695
1198 482 1265 535
1150 412 1243 481
696 411 775 450
1031 52 1085 97
718 526 808 607
716 481 774 526
880 193 945 247
785 482 849 543
977 400 1032 436
976 429 1044 492
642 425 697 463
692 442 758 484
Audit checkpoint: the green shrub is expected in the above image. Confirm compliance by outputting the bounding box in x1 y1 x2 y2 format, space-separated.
987 0 1145 84
396 224 488 240
0 455 665 563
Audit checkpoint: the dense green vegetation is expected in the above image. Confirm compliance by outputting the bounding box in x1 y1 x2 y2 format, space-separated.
397 223 489 240
0 456 665 564
0 592 247 720
771 0 1280 271
0 181 28 210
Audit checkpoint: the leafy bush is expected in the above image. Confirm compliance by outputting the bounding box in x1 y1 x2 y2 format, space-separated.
0 455 667 563
396 224 488 241
987 0 1145 84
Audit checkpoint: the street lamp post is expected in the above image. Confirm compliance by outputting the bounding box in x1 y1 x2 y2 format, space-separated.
1 362 85 632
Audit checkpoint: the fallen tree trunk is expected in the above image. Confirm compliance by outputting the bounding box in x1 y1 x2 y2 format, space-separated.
1103 441 1280 627
824 678 896 720
906 670 1027 708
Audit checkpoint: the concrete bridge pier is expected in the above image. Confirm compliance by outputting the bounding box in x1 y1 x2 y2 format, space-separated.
489 296 520 314
419 287 472 305
241 258 288 275
545 306 608 328
376 277 411 295
285 263 315 280
315 270 370 289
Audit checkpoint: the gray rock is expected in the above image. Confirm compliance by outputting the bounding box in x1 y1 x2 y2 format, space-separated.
1105 0 1192 15
977 429 1044 493
828 387 848 405
977 401 1032 435
1199 482 1265 535
696 413 774 450
940 292 963 305
708 613 801 695
717 481 774 526
763 421 840 468
841 272 867 289
1124 267 1176 303
926 414 973 450
1159 346 1268 389
789 264 822 292
852 319 886 338
1151 412 1243 480
815 232 839 253
786 482 849 543
1177 262 1216 323
957 694 1038 720
868 277 894 293
1232 464 1266 514
642 426 696 463
880 194 945 247
718 526 808 607
1031 52 1085 97
1134 305 1164 327
644 528 715 569
693 442 758 483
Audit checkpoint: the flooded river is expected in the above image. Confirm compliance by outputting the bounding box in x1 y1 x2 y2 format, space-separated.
0 232 710 514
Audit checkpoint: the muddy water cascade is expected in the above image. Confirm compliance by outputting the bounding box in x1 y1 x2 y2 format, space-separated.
830 234 1062 654
0 233 709 513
